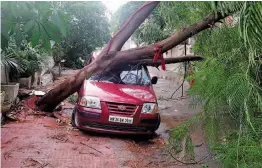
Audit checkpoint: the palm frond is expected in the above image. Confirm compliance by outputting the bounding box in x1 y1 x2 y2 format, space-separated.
0 52 24 73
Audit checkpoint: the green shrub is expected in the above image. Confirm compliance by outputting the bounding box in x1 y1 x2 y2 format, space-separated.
188 24 262 167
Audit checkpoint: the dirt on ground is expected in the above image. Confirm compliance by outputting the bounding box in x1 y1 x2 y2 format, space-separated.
1 69 219 168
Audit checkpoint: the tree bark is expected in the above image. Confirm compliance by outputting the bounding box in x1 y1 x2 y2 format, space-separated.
37 2 228 112
132 56 203 66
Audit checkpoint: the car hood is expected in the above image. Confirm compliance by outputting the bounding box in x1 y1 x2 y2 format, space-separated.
80 80 157 105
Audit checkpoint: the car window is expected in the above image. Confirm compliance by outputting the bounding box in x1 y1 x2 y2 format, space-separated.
89 64 151 86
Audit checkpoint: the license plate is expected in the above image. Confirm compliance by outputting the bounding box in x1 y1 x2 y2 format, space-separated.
109 115 133 124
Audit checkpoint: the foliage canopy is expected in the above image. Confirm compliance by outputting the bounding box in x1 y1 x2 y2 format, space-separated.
1 1 68 50
1 1 111 69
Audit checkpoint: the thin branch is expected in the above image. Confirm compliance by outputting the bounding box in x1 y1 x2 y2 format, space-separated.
80 142 102 154
167 149 208 165
170 62 188 98
129 56 203 66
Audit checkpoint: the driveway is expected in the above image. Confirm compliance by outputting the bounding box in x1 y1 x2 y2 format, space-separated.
1 70 218 168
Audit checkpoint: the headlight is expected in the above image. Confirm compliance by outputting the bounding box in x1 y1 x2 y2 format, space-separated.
79 96 101 109
142 103 158 114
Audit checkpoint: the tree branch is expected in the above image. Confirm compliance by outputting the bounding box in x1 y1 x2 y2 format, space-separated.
129 56 203 66
111 12 226 65
99 1 160 55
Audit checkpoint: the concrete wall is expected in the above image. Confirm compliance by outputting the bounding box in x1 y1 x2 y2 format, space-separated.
39 56 55 86
1 65 8 84
33 56 55 87
40 56 55 76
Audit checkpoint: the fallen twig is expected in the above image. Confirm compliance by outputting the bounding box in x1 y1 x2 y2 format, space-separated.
159 96 188 102
194 142 203 147
2 136 18 145
167 149 208 165
4 144 37 160
158 106 171 111
80 142 102 154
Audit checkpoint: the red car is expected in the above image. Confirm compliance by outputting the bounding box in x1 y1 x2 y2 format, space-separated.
72 63 160 135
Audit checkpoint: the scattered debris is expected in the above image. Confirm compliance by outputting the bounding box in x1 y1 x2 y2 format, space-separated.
125 137 165 154
48 132 69 143
78 150 99 157
158 105 171 111
18 89 32 100
30 90 46 96
4 144 37 160
53 111 71 126
22 157 50 168
72 146 78 150
22 158 42 167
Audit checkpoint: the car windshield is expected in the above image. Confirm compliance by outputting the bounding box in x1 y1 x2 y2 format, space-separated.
89 64 151 86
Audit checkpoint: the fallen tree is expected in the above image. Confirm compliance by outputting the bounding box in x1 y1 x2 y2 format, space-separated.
36 1 228 112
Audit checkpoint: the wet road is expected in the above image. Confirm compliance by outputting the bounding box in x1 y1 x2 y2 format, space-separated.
1 72 218 168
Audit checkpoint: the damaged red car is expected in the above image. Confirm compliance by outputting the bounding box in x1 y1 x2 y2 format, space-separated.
72 63 160 135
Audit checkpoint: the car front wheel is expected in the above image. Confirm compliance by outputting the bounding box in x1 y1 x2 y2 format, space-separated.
155 114 161 131
71 109 78 128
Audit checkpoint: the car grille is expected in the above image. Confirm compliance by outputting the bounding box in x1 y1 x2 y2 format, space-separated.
86 122 148 132
107 102 137 115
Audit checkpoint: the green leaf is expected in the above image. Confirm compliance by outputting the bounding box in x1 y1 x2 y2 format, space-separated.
43 10 53 21
17 2 28 11
40 24 51 50
11 2 18 18
35 2 52 15
1 34 9 49
51 10 67 37
31 23 40 47
1 20 10 40
44 21 61 42
24 20 35 32
14 24 23 47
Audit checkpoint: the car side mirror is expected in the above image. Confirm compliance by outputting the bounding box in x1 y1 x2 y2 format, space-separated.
151 76 158 85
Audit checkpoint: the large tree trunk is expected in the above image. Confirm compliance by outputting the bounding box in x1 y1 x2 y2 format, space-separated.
37 2 228 112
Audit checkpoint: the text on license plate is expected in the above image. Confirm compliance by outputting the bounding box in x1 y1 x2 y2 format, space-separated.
109 116 133 124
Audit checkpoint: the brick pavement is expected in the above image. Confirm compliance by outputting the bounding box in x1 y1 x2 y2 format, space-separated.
1 116 117 168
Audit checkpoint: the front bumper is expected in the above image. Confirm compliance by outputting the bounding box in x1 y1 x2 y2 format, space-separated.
74 104 160 135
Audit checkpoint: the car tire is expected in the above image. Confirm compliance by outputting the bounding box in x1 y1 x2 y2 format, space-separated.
155 114 161 131
71 109 78 128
